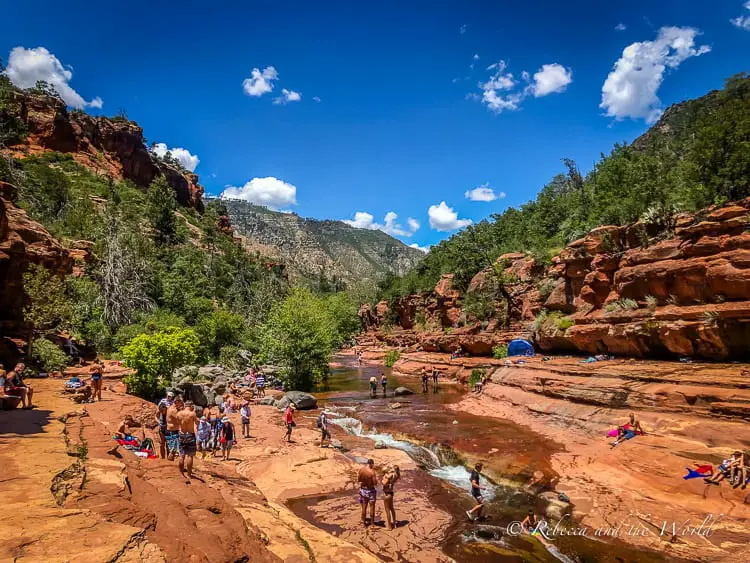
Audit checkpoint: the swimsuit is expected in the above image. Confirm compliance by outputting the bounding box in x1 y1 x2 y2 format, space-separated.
359 487 377 503
165 430 180 454
179 432 197 456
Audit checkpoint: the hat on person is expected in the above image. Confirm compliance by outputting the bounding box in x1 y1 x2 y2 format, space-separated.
167 391 175 398
222 416 230 423
200 416 206 421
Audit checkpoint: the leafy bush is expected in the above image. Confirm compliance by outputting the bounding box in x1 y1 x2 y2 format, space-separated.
121 327 199 398
646 295 658 310
537 279 557 300
30 338 68 372
604 298 639 313
463 291 494 321
556 316 575 331
469 368 486 387
195 309 246 361
533 309 574 335
384 350 401 367
492 345 508 359
218 345 243 370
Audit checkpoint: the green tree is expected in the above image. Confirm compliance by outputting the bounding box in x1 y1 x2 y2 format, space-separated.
260 288 335 391
23 265 72 357
195 308 246 361
147 176 178 245
323 292 360 347
121 327 199 398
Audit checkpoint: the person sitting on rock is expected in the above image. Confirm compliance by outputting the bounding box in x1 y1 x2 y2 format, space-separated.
521 509 539 533
115 415 135 440
9 363 34 409
628 412 646 435
704 452 741 485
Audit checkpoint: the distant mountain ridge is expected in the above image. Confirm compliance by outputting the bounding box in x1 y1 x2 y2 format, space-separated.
221 198 424 284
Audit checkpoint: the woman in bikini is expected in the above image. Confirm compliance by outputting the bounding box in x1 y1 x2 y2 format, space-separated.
382 465 401 530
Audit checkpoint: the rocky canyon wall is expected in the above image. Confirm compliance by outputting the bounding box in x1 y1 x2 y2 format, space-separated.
363 198 750 360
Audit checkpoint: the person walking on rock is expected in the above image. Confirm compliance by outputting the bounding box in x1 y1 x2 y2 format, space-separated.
357 459 378 527
284 403 296 442
90 362 104 401
369 375 377 398
165 396 182 461
467 463 487 521
432 367 439 392
177 400 198 483
240 401 251 438
317 410 331 447
255 370 266 398
197 416 211 459
220 416 235 460
421 369 429 393
382 465 401 530
380 372 387 398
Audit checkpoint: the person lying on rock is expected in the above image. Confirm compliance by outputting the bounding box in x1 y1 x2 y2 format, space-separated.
357 459 378 527
704 452 742 486
176 400 198 483
115 415 134 440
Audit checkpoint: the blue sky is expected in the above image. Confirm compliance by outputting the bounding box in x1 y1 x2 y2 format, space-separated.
3 1 749 250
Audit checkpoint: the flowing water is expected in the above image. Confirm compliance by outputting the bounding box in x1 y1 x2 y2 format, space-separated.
290 356 677 562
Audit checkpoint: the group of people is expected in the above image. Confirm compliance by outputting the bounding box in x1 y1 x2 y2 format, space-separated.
244 367 266 398
356 458 402 530
368 373 388 398
154 392 239 480
705 451 749 489
420 367 439 393
0 363 34 409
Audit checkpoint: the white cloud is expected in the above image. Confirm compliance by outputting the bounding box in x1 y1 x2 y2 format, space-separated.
473 54 480 60
409 243 430 253
221 177 297 210
150 143 200 172
476 60 571 113
600 26 711 123
615 23 627 31
343 211 419 237
273 88 301 105
4 46 103 109
465 183 505 202
242 66 278 97
428 201 472 232
732 2 750 30
313 96 321 103
460 24 468 34
529 63 573 97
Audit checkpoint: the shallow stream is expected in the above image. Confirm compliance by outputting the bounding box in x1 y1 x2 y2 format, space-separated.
288 356 676 562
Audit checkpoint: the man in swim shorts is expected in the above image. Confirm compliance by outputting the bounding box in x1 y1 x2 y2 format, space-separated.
357 458 378 527
165 396 183 460
467 462 486 521
176 400 198 483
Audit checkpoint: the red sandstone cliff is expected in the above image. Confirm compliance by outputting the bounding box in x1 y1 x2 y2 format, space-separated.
365 198 750 360
5 91 204 211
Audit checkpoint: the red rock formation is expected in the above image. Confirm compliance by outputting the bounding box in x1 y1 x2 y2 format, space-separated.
370 198 750 360
0 181 73 329
6 91 204 211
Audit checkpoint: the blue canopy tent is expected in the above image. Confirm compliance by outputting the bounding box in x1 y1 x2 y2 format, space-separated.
507 339 534 357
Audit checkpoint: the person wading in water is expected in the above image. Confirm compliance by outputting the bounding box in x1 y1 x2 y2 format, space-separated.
432 366 439 392
467 462 487 521
382 465 401 530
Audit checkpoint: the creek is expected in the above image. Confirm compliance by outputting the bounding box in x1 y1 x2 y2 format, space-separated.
288 355 675 562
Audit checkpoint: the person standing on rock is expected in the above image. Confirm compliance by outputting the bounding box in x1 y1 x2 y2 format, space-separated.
432 367 439 392
318 410 331 447
421 369 429 393
197 415 211 459
284 403 296 442
176 400 198 483
220 416 235 460
165 396 182 461
357 459 378 527
382 465 401 530
380 372 388 397
90 362 103 401
156 393 172 458
467 463 487 521
369 375 378 398
240 401 251 438
255 370 266 398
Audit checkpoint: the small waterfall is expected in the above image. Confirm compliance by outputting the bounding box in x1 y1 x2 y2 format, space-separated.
328 412 495 499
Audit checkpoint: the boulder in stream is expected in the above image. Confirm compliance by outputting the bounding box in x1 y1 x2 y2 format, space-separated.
394 387 414 396
279 391 317 410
